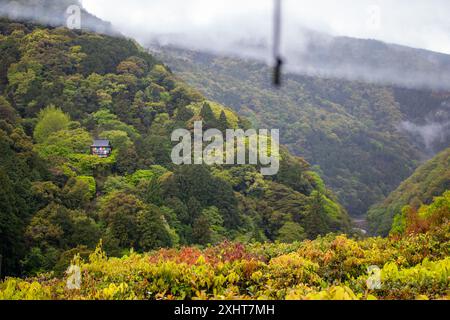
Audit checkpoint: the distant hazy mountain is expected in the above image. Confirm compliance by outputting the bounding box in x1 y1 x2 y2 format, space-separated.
286 29 450 91
146 26 450 91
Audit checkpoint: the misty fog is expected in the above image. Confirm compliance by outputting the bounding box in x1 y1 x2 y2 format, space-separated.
400 120 450 152
1 0 450 90
0 0 115 35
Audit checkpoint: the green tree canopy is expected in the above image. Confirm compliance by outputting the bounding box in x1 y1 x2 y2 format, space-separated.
34 106 70 143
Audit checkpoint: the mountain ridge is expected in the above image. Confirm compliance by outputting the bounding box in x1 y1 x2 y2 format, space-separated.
146 26 450 91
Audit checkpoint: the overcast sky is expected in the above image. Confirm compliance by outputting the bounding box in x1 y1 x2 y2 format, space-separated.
81 0 450 55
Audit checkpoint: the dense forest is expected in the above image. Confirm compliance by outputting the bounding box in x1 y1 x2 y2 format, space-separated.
155 46 450 217
0 17 350 277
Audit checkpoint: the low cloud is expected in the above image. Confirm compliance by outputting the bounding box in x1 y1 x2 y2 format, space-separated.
0 0 116 35
2 0 450 90
400 120 450 151
81 0 450 90
81 0 450 55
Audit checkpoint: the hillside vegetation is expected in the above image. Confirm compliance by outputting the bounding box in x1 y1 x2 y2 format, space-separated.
156 47 450 217
0 18 350 277
368 148 450 235
1 191 449 300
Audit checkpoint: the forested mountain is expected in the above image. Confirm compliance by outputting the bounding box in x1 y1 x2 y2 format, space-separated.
368 148 450 236
0 15 351 277
153 46 450 217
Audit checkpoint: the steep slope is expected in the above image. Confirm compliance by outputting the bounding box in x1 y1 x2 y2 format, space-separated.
152 46 450 217
367 148 450 236
0 15 350 277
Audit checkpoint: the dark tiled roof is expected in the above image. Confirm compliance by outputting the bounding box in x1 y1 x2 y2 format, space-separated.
91 139 111 147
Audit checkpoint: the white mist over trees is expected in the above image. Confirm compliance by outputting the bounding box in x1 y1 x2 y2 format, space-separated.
81 0 450 90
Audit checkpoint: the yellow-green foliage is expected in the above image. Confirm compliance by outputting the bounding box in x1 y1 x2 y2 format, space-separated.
77 176 96 199
379 258 450 300
2 195 447 301
0 279 51 300
33 106 71 143
1 222 448 300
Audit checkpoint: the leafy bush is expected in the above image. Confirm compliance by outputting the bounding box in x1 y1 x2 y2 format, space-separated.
1 219 448 300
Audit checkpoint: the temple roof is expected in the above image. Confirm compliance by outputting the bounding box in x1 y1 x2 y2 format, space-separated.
91 139 111 147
